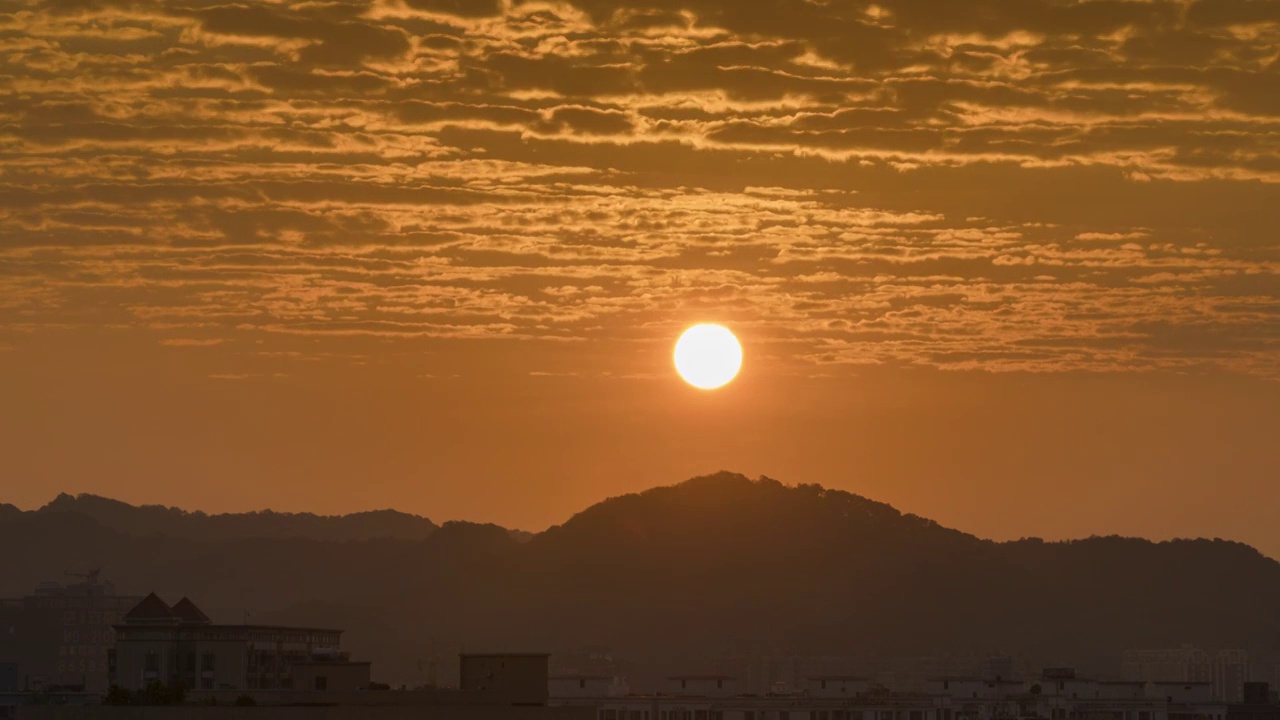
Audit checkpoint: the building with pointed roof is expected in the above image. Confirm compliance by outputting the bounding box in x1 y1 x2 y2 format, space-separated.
111 593 370 694
119 592 177 625
170 597 211 625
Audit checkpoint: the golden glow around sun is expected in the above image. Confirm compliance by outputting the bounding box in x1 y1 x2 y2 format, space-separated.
674 324 743 390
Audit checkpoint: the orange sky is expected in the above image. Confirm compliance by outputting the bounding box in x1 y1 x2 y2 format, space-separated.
0 0 1277 555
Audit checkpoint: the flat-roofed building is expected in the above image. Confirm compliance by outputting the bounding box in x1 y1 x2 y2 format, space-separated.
553 689 950 720
550 675 629 698
1148 682 1215 704
1217 652 1250 704
0 662 17 692
292 658 374 692
666 676 738 698
549 668 1237 720
461 653 550 705
1125 648 1252 703
0 572 139 693
1227 683 1280 720
807 676 871 698
1125 648 1215 685
926 678 1025 701
1099 681 1148 700
1039 669 1100 700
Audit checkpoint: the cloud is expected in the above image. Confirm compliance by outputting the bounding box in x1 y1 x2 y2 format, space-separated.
0 0 1274 377
160 338 227 347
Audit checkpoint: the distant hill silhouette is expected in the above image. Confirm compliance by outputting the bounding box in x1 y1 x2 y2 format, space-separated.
37 492 441 543
3 473 1279 688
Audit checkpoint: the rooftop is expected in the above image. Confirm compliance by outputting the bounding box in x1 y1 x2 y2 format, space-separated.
121 592 177 622
171 597 211 624
115 622 344 634
118 592 341 635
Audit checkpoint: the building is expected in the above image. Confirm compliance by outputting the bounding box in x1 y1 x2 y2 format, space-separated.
1098 681 1148 700
666 676 738 698
553 678 950 720
0 664 16 693
1125 648 1215 685
460 653 550 705
0 688 97 719
1217 653 1250 704
1123 648 1251 702
8 648 594 718
550 676 629 698
925 677 1025 701
704 653 1028 696
1227 683 1280 720
291 657 375 692
553 669 1233 720
1037 668 1100 700
806 677 870 698
109 592 370 693
1148 682 1215 704
0 572 139 693
1038 679 1227 720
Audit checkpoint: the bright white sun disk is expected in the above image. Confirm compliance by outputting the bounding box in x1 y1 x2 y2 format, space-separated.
674 324 743 390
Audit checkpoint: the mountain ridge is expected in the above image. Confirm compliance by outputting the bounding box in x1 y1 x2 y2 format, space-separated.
19 477 1274 560
33 491 442 543
3 472 1278 688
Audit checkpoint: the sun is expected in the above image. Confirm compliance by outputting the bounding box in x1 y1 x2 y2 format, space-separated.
674 324 743 390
